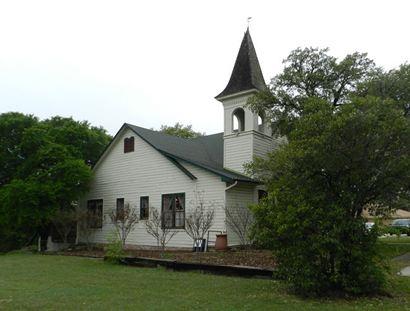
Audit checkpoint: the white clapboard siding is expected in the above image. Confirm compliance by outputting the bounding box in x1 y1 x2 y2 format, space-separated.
223 132 253 174
78 128 227 248
253 132 273 160
225 183 257 246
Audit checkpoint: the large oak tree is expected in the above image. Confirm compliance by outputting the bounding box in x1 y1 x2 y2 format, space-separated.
0 113 111 251
247 48 410 295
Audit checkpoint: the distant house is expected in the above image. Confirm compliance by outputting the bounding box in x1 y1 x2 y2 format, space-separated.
78 29 276 248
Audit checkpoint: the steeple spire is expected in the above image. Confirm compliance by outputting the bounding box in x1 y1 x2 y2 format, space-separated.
215 29 266 99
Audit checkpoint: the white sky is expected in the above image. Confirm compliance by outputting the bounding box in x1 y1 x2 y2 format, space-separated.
1 0 409 135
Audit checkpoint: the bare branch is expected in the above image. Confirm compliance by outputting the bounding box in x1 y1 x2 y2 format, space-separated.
109 202 139 248
144 208 178 253
225 204 254 247
185 191 215 244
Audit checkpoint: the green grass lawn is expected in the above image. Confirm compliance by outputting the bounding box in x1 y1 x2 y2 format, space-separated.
378 236 410 260
0 242 410 311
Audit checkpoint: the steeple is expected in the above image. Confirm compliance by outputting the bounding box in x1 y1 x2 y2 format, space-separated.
215 28 272 175
215 28 266 100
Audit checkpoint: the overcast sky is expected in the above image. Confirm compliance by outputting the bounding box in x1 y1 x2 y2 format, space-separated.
1 0 409 135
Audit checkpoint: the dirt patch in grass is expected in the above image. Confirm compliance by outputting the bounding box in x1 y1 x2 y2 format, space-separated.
60 247 276 269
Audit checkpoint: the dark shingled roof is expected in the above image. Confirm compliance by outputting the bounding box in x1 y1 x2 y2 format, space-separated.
125 123 256 183
215 28 266 99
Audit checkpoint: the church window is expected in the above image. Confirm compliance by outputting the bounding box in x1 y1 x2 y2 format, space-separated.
162 193 185 229
232 108 245 132
87 199 103 228
116 198 125 220
140 196 149 220
124 136 135 153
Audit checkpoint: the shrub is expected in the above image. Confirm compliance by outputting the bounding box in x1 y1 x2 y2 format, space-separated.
252 194 386 296
104 235 125 264
378 225 410 236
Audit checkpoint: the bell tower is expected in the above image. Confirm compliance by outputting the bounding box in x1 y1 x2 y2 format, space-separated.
215 29 272 175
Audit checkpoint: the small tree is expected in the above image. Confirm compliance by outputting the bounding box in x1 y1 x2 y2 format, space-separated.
104 233 125 264
50 207 77 244
144 208 178 255
185 190 214 251
225 204 254 248
76 208 101 251
109 202 139 248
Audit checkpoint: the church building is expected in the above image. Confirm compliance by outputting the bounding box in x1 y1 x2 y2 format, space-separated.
78 29 274 248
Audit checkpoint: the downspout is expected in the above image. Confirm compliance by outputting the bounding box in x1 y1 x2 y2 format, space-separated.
204 182 238 252
221 180 238 249
225 180 238 191
224 181 238 212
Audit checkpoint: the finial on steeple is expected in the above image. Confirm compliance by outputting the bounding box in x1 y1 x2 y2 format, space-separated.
247 17 252 30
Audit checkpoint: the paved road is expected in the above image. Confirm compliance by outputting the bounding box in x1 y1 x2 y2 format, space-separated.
394 252 410 262
394 252 410 276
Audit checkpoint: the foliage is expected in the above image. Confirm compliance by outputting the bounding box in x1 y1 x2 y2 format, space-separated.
246 46 410 295
247 47 376 135
41 116 111 166
0 112 38 187
109 202 139 247
144 208 178 254
358 63 410 117
104 234 125 264
378 225 410 237
185 191 215 248
253 194 386 296
0 112 111 251
249 96 410 295
160 122 204 138
225 204 254 248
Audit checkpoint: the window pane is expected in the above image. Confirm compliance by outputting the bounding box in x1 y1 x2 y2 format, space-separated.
163 210 173 228
124 136 135 153
140 196 149 220
175 210 184 227
124 138 129 153
162 193 185 229
116 198 124 211
175 195 184 211
116 198 125 221
163 195 172 211
87 199 103 229
129 137 135 152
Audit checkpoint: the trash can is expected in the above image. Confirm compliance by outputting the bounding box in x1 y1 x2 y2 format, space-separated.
215 233 227 251
192 238 206 252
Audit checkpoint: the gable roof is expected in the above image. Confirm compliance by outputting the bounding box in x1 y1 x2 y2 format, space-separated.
215 28 267 100
124 124 257 183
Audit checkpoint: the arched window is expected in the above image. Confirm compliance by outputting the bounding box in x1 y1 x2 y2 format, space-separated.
232 108 245 132
258 113 264 132
258 114 263 126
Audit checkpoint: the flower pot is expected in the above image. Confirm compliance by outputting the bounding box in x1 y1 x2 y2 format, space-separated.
215 233 228 251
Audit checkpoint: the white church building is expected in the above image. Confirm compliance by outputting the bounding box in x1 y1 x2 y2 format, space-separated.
78 29 275 248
